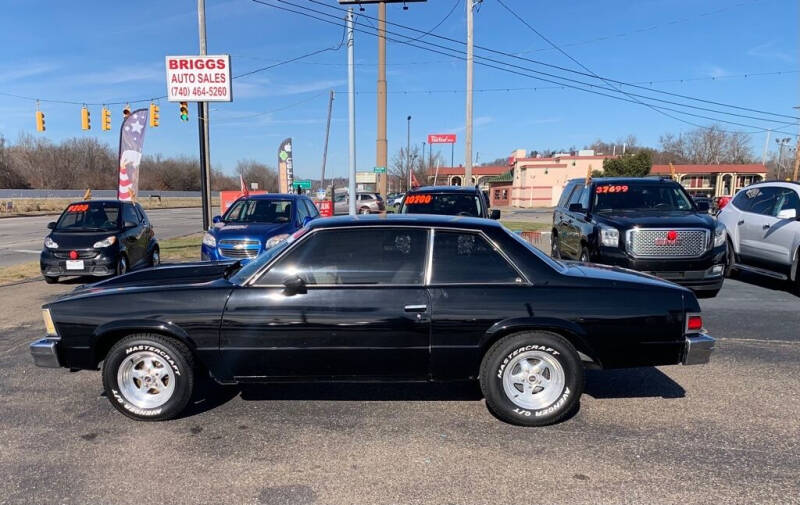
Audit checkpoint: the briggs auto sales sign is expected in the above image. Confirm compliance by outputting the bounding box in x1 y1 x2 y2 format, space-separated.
427 133 456 144
165 55 232 102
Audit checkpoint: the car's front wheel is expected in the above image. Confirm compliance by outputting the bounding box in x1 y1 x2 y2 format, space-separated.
359 207 371 215
480 331 584 426
102 334 195 421
115 255 128 276
550 233 560 259
150 246 160 267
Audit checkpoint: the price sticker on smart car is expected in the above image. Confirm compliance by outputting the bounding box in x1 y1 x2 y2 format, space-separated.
595 185 629 194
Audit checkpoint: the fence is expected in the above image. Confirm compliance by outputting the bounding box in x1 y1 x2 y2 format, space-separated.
515 230 552 255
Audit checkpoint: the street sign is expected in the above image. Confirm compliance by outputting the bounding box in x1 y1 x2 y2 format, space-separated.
428 133 456 144
293 179 312 190
165 55 232 102
356 172 376 184
373 166 386 173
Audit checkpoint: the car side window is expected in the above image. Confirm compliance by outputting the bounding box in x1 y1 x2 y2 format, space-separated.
122 204 139 225
772 188 800 216
431 231 521 284
134 203 147 223
334 193 346 203
256 228 428 286
731 190 752 212
295 200 309 224
558 184 576 208
304 199 319 218
567 184 585 208
745 187 779 215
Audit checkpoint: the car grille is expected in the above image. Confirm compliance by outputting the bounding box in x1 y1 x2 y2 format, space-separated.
218 239 260 259
53 250 99 259
626 228 709 258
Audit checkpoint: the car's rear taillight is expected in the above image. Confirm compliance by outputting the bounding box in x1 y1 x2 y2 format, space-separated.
686 313 703 333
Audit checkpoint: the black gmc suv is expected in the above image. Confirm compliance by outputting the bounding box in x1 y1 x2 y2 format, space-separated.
551 177 727 297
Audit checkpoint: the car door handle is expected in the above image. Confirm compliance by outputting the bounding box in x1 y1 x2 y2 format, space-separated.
762 224 770 230
737 220 745 226
403 304 427 313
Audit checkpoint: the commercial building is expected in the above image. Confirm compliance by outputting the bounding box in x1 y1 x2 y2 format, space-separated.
650 164 767 197
426 165 508 188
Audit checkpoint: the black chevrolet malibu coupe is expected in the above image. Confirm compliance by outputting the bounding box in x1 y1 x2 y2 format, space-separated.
30 215 714 426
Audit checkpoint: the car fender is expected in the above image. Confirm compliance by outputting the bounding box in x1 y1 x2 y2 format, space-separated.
481 317 600 367
91 319 195 365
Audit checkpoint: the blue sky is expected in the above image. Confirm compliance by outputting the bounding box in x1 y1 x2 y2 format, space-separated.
0 0 797 182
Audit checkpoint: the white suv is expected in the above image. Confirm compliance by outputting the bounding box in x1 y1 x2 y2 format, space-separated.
717 181 800 291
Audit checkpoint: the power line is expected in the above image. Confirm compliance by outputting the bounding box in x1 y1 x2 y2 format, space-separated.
404 0 462 43
301 0 799 122
253 0 796 134
214 91 329 123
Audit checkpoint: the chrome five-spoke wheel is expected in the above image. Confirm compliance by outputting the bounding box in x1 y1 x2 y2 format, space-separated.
117 351 176 409
501 350 566 410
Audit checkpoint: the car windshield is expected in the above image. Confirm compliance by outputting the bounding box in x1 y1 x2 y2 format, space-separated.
55 202 120 231
592 183 694 212
401 192 482 217
229 239 292 285
224 199 293 223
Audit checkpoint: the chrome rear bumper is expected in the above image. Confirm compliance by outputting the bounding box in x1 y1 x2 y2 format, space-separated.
682 334 715 365
30 338 62 368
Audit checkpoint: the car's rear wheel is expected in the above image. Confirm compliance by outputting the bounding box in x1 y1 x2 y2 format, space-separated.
102 334 195 421
479 331 583 426
43 275 58 284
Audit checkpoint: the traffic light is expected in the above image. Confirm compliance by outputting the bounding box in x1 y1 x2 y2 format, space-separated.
81 106 90 130
179 101 189 122
149 103 159 127
123 104 131 118
36 110 45 132
101 107 111 131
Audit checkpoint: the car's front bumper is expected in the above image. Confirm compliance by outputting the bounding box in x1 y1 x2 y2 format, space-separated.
30 338 62 368
597 244 726 291
682 333 715 365
40 250 115 277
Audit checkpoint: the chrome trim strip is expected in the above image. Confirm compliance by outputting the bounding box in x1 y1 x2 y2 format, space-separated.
425 228 434 286
682 333 715 365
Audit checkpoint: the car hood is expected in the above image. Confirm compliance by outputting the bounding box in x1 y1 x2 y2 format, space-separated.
61 262 236 298
210 222 293 241
48 230 119 249
593 211 714 229
559 260 685 291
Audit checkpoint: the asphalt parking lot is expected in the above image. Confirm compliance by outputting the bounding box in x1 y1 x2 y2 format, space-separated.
1 273 798 505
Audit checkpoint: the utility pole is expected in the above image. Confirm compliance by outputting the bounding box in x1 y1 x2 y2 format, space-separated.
762 129 771 165
320 90 335 193
464 0 475 188
793 106 800 181
407 115 412 190
347 8 357 215
376 2 388 199
197 0 212 229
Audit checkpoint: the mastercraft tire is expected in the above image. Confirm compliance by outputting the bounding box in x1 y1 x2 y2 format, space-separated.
102 334 195 421
480 331 584 426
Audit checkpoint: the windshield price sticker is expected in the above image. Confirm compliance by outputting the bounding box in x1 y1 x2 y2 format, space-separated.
596 185 629 194
406 194 433 204
66 204 89 213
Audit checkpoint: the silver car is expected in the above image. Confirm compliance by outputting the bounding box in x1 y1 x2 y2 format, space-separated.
334 192 386 215
717 181 800 291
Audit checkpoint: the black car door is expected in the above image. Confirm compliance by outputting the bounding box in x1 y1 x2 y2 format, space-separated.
563 183 586 258
120 203 144 267
427 229 529 380
220 226 431 380
554 182 577 257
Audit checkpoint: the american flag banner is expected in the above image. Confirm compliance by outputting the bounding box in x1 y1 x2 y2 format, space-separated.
118 109 149 201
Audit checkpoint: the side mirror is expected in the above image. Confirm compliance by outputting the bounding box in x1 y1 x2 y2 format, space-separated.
282 275 307 296
47 222 56 230
212 215 222 224
302 216 314 227
568 203 585 213
777 208 797 220
489 209 501 220
696 201 710 212
124 221 137 229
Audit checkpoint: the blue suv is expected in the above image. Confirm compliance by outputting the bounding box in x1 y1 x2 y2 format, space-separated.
201 193 320 263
